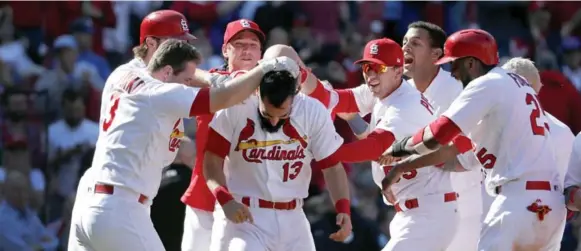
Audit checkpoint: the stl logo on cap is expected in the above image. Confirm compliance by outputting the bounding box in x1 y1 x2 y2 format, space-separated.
180 19 189 32
240 19 251 28
370 43 379 55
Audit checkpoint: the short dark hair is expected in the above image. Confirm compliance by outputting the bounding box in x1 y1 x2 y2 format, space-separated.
408 21 447 50
62 88 83 104
148 39 202 75
259 71 298 108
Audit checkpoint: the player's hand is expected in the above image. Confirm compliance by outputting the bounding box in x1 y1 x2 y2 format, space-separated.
222 200 254 224
376 152 402 166
329 213 352 242
258 56 300 78
381 165 404 194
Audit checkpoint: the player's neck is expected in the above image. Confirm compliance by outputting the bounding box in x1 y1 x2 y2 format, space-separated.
412 66 440 93
379 79 403 100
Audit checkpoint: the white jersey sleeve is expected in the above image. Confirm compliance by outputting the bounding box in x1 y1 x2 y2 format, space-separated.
350 84 376 117
306 99 344 161
565 133 581 188
209 104 241 143
442 77 502 133
149 83 206 118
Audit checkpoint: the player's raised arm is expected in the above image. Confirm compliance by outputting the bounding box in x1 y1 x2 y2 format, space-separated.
388 76 501 159
206 56 300 113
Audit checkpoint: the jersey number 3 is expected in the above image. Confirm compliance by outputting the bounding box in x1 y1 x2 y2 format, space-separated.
102 95 120 132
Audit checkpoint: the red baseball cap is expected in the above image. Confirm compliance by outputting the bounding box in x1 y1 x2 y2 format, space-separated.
223 19 266 44
140 10 196 44
354 38 404 67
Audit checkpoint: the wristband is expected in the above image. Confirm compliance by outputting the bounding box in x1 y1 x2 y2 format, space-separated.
568 186 580 204
335 199 351 215
212 186 234 206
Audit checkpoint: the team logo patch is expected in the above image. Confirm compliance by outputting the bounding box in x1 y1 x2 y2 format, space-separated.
370 43 379 55
180 19 189 32
240 19 251 28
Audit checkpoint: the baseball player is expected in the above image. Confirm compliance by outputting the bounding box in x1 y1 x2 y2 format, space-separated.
203 69 352 251
565 133 581 211
67 39 300 251
501 57 575 186
306 38 461 251
180 19 266 251
383 29 567 251
122 10 197 72
402 21 483 251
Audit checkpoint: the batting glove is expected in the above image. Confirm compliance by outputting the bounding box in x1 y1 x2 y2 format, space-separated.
258 56 300 79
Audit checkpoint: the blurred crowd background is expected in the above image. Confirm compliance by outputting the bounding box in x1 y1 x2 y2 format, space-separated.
0 1 581 251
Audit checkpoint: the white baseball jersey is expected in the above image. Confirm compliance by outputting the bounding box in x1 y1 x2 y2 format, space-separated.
546 114 575 186
564 133 581 189
209 94 343 201
350 81 452 203
88 62 208 199
442 67 560 196
409 69 482 193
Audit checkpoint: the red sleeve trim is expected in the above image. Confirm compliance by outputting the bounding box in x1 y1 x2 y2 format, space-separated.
335 199 351 215
334 89 360 113
212 186 234 206
189 87 211 116
569 186 580 204
452 135 473 154
206 128 231 158
319 129 395 167
309 80 331 108
429 116 462 146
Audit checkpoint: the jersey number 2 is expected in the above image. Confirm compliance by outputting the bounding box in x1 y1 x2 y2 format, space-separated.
102 95 120 132
525 93 549 136
507 73 549 136
282 162 303 182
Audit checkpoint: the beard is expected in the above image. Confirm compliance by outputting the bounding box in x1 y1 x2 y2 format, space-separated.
258 111 286 133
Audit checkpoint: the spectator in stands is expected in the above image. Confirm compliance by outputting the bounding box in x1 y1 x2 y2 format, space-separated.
46 89 98 221
0 170 58 251
0 87 45 167
70 17 111 82
44 2 116 56
562 36 581 92
266 27 291 48
0 139 45 211
35 34 104 120
46 193 75 251
538 69 581 135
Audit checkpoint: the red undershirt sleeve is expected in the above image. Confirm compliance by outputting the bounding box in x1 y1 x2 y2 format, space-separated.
189 87 211 116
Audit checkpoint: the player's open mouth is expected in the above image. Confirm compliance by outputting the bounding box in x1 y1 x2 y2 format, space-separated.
404 57 414 65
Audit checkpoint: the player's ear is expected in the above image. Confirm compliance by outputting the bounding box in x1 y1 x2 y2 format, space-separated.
145 37 158 51
162 65 173 80
222 44 228 58
432 48 443 61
